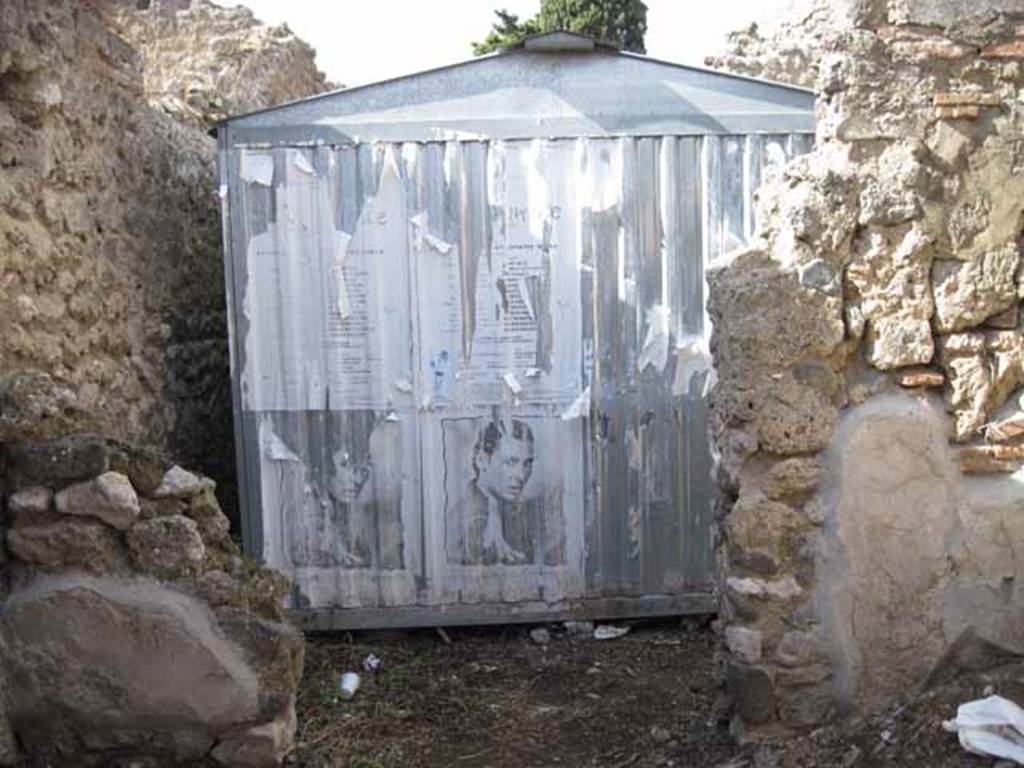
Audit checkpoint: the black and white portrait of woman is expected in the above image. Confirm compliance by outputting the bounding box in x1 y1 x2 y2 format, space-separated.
260 410 404 571
444 414 565 567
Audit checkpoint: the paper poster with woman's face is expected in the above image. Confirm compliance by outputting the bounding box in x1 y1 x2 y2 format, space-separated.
442 414 566 567
259 410 404 571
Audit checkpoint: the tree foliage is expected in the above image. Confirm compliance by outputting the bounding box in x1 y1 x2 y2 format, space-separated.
472 0 648 56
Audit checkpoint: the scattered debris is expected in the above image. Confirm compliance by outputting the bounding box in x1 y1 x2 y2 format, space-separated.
529 627 551 646
594 625 631 641
435 627 453 645
338 672 361 699
943 695 1024 763
564 620 594 638
650 725 672 743
362 653 381 673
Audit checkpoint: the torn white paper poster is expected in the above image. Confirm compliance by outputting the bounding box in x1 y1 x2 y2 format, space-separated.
638 304 671 373
323 143 413 410
410 211 454 255
330 231 352 319
943 695 1024 764
290 151 315 175
560 386 590 420
242 176 331 411
671 335 714 397
261 424 299 462
393 379 413 394
451 140 582 405
239 150 274 186
409 212 427 250
503 372 523 395
425 232 453 255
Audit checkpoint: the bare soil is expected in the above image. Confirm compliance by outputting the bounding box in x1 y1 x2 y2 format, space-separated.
291 620 1014 768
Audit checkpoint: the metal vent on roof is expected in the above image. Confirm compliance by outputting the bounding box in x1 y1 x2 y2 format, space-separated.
520 31 600 52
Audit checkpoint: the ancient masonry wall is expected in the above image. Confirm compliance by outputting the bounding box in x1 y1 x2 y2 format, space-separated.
0 0 330 514
712 0 1024 733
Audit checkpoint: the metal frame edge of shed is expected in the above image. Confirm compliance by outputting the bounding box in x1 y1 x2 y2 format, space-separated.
213 30 812 130
213 33 816 146
295 592 720 631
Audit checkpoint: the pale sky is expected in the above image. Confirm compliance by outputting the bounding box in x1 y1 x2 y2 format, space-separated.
212 0 781 87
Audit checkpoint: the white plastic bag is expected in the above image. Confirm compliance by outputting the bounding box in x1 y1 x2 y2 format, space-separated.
942 695 1024 764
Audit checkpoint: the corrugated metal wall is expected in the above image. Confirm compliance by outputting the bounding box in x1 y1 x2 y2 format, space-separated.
224 133 812 628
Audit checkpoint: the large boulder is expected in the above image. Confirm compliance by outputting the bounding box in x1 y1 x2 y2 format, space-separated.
2 574 267 765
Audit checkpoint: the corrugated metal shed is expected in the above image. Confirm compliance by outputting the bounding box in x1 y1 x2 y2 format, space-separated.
217 33 815 629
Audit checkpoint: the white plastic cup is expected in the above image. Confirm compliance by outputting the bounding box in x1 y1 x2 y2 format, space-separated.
338 672 361 699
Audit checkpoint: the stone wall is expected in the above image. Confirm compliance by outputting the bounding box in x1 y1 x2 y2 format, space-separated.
0 434 303 766
0 1 330 516
703 0 849 88
1 0 230 506
105 0 334 128
712 0 1024 735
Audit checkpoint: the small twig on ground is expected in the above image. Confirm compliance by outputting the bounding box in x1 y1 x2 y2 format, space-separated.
456 747 494 761
436 627 453 644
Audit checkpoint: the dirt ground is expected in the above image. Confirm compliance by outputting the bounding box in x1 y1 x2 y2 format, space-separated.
290 620 1014 768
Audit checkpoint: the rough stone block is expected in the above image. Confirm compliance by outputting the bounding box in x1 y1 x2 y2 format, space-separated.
54 471 140 530
846 224 935 369
0 434 109 492
152 465 209 499
726 663 776 725
139 496 188 520
765 458 823 500
215 608 305 700
188 569 238 607
726 575 803 602
985 304 1019 330
211 707 296 768
186 485 233 550
107 440 170 497
7 519 129 573
1 575 261 763
727 495 809 566
932 246 1020 333
776 681 836 727
126 515 205 578
725 626 764 664
926 120 974 166
754 376 838 455
985 412 1024 442
775 630 829 668
6 486 53 526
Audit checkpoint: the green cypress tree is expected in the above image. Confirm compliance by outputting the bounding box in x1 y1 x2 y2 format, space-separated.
473 0 648 55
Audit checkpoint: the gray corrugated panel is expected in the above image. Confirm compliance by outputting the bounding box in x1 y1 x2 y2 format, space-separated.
219 49 814 145
222 133 812 626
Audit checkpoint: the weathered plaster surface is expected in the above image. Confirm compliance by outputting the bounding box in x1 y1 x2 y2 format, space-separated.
712 0 1024 732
